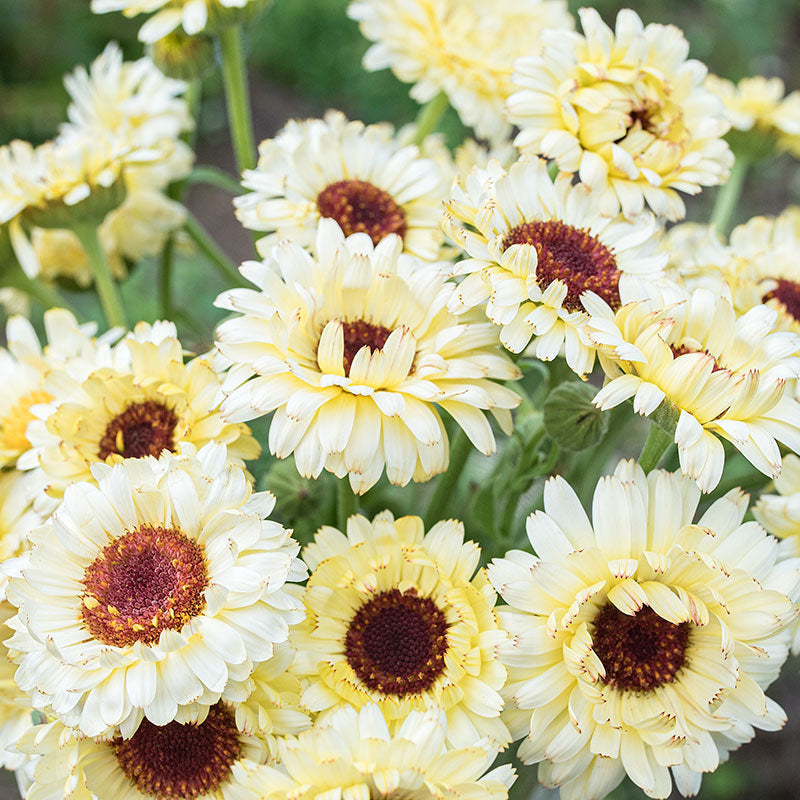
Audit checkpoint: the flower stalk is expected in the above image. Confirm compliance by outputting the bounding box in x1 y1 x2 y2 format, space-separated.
711 155 749 236
218 24 257 174
73 223 128 328
412 92 449 146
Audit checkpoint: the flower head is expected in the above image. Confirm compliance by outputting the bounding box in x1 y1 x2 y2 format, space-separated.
293 511 509 748
507 8 732 220
6 444 306 737
443 157 667 375
215 220 520 494
348 0 574 142
488 460 800 800
235 111 449 262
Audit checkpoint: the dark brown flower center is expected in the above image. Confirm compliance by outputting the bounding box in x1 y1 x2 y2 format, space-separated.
670 344 725 372
317 179 407 244
763 278 800 323
82 525 207 648
502 220 620 312
592 603 689 692
344 588 450 696
98 401 178 460
341 320 393 376
112 703 241 799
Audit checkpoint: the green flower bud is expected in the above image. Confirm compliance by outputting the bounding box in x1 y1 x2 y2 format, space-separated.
543 381 609 452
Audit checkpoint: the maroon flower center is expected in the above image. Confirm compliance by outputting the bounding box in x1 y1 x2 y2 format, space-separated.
341 320 393 376
344 588 450 696
502 220 620 312
670 344 725 372
82 525 207 648
763 278 800 323
113 703 241 799
592 603 689 692
317 179 407 244
98 401 178 460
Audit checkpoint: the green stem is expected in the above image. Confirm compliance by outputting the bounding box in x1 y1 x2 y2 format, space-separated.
160 234 175 319
184 165 242 195
4 265 65 310
218 25 257 174
424 428 473 527
183 213 247 287
184 79 202 150
499 426 547 534
639 422 673 474
412 92 449 146
711 156 748 236
337 477 357 531
73 224 127 329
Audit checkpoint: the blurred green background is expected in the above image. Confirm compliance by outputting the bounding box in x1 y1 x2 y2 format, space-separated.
2 2 800 799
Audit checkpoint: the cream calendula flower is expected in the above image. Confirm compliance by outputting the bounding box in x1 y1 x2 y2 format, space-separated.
0 601 34 771
293 511 509 748
443 157 668 376
705 74 800 158
0 471 42 601
348 0 573 143
21 319 259 511
661 222 733 298
91 0 267 43
507 8 732 220
235 111 449 263
215 219 521 494
230 704 516 800
14 701 268 800
588 288 800 492
5 443 306 737
487 460 800 800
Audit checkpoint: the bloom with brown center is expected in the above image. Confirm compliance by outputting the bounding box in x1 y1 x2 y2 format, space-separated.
443 157 668 376
14 701 268 800
21 319 259 512
234 110 449 262
507 8 732 220
292 511 510 749
487 459 800 800
215 219 520 494
5 443 306 737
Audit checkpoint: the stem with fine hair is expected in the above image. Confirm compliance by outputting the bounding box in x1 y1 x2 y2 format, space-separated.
337 477 357 531
183 213 247 287
639 422 674 474
412 92 449 146
218 24 257 174
711 156 748 236
73 224 128 329
423 428 473 527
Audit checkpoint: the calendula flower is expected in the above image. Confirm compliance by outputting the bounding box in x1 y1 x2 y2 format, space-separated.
6 444 306 737
661 222 732 297
91 0 268 43
294 511 510 748
14 702 268 800
443 157 668 376
487 460 800 800
235 111 449 262
0 602 34 771
588 288 800 492
507 8 732 220
215 219 520 494
21 319 259 510
348 0 574 142
233 704 516 800
0 471 42 601
705 74 800 158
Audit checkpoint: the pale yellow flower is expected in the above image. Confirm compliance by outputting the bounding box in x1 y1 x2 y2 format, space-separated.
508 8 732 220
488 460 800 800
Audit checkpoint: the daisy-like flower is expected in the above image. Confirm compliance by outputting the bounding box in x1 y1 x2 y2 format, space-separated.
348 0 574 143
216 219 520 494
14 701 269 800
6 444 306 737
661 222 733 298
293 511 509 748
507 8 733 220
487 460 800 800
589 288 800 491
443 157 668 376
21 319 259 510
234 704 516 800
705 74 800 158
235 111 449 262
91 0 267 43
0 471 42 601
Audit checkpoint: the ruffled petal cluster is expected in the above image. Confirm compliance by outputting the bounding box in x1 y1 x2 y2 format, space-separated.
487 460 800 800
215 219 520 493
507 8 733 220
